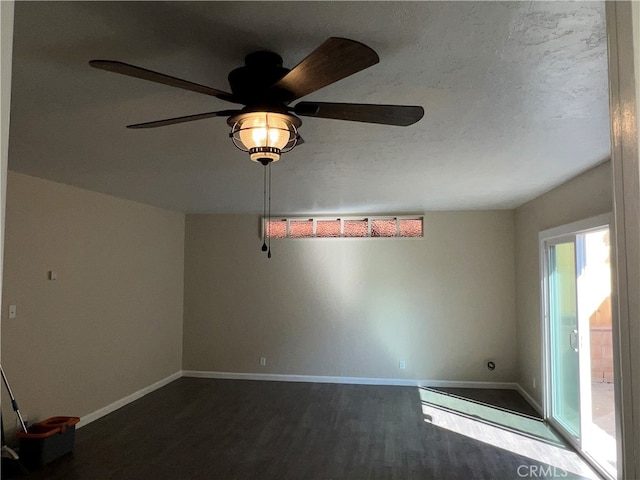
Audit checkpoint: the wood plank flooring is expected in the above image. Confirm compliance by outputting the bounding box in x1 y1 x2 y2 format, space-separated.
14 378 599 480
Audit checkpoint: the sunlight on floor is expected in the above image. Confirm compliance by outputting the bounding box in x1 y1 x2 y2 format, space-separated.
586 422 617 476
588 380 617 476
419 388 600 479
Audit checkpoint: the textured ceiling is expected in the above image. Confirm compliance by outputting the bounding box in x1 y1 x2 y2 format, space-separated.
8 1 610 214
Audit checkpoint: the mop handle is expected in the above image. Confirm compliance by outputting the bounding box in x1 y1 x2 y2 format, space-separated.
0 365 27 433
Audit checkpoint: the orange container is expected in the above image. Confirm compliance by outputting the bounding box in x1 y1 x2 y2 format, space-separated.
37 416 79 430
17 416 80 466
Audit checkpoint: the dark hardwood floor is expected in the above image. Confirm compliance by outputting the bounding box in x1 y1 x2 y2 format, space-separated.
10 378 598 480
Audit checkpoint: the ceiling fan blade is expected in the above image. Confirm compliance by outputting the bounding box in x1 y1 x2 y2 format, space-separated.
89 60 238 103
271 38 379 102
127 110 240 129
294 102 424 126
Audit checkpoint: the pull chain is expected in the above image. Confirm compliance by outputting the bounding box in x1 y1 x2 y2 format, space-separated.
267 162 272 259
261 164 268 252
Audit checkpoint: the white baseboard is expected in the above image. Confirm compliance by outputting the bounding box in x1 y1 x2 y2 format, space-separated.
515 383 543 416
182 370 421 386
182 370 519 391
77 370 182 429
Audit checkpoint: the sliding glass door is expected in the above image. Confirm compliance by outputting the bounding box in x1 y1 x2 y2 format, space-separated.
541 215 618 479
547 238 581 440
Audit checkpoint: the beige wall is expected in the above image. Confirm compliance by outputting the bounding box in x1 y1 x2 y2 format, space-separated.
183 211 517 382
1 172 185 428
514 161 612 407
634 0 639 126
1 1 15 370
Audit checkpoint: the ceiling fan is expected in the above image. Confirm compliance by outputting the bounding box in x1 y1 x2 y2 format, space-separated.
90 37 424 165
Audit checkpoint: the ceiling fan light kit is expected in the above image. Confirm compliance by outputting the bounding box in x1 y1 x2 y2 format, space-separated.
228 111 301 165
90 37 425 257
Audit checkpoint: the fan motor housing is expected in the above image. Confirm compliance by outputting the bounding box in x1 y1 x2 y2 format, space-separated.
228 51 291 105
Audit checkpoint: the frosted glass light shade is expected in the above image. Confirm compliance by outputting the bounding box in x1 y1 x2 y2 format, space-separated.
229 112 301 163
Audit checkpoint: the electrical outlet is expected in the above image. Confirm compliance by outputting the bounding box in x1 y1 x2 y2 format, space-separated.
259 357 267 367
8 305 16 319
399 360 406 370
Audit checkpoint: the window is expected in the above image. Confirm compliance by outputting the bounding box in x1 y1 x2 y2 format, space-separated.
316 219 341 237
265 216 423 238
289 219 313 238
399 219 423 237
371 219 397 237
267 219 287 238
344 219 368 237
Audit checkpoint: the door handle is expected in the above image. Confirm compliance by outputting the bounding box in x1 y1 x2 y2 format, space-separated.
569 329 579 352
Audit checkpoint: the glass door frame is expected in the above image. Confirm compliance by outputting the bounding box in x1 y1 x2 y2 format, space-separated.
539 213 619 479
543 234 584 443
